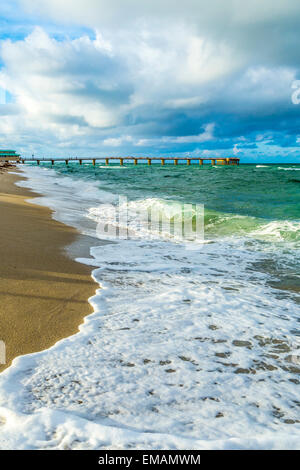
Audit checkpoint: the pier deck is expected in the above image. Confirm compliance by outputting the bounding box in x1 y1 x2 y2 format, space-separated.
20 157 240 166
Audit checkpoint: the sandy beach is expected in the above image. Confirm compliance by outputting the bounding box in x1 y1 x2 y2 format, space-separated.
0 167 96 372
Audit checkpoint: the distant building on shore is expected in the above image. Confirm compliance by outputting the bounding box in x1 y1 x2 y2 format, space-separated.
0 150 20 162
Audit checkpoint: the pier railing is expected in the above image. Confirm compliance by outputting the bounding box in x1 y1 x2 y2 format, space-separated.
20 157 240 166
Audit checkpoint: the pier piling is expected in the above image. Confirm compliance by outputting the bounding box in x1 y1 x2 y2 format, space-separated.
20 156 240 166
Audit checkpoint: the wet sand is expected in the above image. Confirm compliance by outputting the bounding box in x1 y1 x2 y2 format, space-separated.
0 168 97 372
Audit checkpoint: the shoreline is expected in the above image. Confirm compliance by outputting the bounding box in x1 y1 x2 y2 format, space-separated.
0 168 97 372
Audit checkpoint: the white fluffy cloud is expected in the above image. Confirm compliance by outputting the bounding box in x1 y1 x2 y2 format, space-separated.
21 0 300 67
21 0 300 30
0 28 129 128
0 24 236 152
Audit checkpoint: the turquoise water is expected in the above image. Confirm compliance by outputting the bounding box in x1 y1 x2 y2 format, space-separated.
42 162 300 218
35 161 300 239
30 161 300 291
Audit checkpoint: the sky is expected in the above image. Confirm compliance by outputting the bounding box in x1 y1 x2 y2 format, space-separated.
0 0 300 161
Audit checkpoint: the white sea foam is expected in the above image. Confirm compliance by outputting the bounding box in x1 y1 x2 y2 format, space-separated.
0 165 299 450
249 220 300 243
277 167 300 171
88 197 204 243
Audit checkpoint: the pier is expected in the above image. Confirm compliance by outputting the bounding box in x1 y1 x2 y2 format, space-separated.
20 157 240 166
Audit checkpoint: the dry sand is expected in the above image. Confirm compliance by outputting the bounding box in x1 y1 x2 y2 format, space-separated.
0 168 96 372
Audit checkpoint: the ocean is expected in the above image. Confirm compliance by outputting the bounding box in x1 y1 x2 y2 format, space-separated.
0 162 299 449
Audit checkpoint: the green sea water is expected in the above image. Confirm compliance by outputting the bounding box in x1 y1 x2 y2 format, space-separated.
43 161 299 235
29 161 297 294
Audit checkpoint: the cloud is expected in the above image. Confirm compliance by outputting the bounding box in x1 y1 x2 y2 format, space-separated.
102 124 214 148
0 1 299 160
20 1 300 66
103 135 133 147
0 25 228 147
168 123 215 144
0 26 134 149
